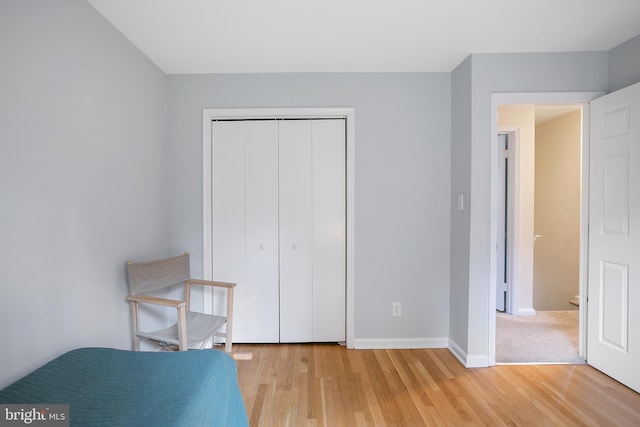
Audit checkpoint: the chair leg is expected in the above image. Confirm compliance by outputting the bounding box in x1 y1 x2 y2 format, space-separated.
129 301 140 351
177 306 188 351
224 324 232 354
225 287 234 354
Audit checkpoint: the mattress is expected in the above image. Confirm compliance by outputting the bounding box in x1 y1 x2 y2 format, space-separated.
0 347 248 426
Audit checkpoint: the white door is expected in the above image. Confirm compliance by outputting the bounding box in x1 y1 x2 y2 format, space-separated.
213 118 346 343
244 121 280 342
212 120 280 343
279 120 314 342
279 119 346 342
588 81 640 393
212 121 248 340
311 119 346 341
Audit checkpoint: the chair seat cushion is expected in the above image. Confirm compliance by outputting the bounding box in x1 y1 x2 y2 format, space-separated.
137 311 227 349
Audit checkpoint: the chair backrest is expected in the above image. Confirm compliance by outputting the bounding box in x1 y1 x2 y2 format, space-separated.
126 252 191 295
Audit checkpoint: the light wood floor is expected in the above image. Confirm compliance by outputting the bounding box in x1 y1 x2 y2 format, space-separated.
234 343 640 426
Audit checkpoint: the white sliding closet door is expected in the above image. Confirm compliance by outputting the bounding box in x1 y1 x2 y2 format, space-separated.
212 118 345 343
244 122 279 342
212 120 279 342
279 119 346 342
211 122 246 338
312 120 346 341
279 121 314 342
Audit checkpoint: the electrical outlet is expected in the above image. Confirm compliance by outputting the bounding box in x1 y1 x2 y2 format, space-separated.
392 302 402 317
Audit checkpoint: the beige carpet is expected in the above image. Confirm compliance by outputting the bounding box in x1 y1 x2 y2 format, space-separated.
496 310 585 364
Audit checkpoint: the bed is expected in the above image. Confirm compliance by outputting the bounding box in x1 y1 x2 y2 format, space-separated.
0 347 248 426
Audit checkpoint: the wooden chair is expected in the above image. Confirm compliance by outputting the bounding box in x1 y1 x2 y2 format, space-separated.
125 252 235 353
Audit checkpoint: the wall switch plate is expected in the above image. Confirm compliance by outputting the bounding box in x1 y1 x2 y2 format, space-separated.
457 193 464 211
392 302 402 317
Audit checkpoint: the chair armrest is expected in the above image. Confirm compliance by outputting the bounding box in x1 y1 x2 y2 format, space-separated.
126 294 186 308
186 279 237 289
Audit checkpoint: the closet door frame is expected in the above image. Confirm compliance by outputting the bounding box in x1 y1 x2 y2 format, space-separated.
203 107 355 348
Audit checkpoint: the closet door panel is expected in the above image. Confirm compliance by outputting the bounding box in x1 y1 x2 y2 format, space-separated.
213 117 346 344
279 120 313 342
312 119 346 341
245 121 280 342
212 121 247 341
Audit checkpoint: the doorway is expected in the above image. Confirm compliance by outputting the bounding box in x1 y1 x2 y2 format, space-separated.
495 104 583 363
488 92 602 365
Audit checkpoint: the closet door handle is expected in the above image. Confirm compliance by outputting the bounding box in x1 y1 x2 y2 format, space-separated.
292 244 297 250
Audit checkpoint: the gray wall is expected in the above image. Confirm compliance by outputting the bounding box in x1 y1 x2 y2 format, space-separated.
609 33 640 92
0 0 169 387
167 73 451 341
449 57 472 352
452 52 609 360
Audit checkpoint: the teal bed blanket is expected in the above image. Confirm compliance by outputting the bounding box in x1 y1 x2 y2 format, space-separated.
0 348 248 426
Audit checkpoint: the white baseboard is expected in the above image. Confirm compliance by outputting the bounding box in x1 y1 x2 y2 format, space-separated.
448 339 490 368
351 337 490 368
448 339 467 365
517 308 537 316
465 354 490 368
353 337 448 349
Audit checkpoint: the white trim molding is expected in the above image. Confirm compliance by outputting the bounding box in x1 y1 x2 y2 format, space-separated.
355 337 449 350
516 308 536 316
202 107 356 348
449 339 490 368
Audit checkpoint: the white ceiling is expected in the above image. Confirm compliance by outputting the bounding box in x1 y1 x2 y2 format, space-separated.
87 0 640 74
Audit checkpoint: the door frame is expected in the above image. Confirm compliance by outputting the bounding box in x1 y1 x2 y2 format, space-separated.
202 107 356 348
488 92 602 365
496 127 520 315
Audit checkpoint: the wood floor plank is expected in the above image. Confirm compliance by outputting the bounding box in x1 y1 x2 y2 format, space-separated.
234 344 640 426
